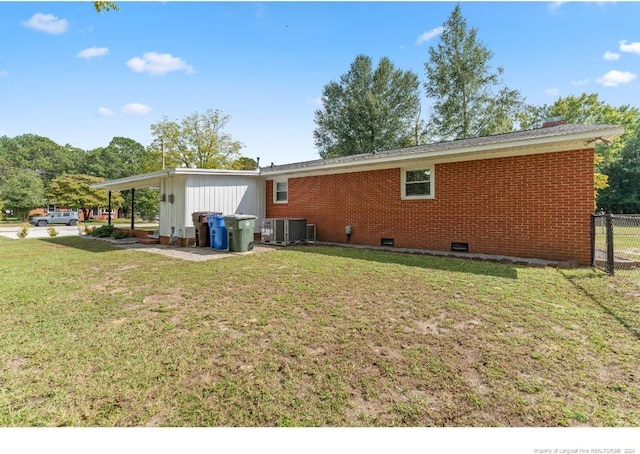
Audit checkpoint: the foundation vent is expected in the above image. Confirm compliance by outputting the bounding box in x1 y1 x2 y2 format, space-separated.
451 242 469 252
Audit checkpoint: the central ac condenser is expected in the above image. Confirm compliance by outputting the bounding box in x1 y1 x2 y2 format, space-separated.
261 218 307 245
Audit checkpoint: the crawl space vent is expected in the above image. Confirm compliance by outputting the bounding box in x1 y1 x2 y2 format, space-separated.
451 242 469 252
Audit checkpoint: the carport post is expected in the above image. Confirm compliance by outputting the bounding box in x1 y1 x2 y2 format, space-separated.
108 191 112 226
130 187 135 231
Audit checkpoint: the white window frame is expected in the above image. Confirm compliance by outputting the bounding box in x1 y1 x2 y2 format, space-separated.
273 179 288 204
401 166 434 200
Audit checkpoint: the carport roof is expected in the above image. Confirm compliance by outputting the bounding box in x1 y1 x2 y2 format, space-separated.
91 168 261 192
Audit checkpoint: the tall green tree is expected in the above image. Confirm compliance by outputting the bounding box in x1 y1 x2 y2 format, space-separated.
48 174 123 222
314 54 421 159
0 134 83 184
424 5 525 141
544 93 640 198
597 129 640 213
149 109 244 169
83 137 147 180
546 93 640 165
0 169 46 220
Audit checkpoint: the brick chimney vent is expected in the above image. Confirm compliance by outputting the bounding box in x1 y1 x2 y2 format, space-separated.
541 116 566 128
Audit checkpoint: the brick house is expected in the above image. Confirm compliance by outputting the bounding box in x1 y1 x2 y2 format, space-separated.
93 123 622 265
261 123 623 265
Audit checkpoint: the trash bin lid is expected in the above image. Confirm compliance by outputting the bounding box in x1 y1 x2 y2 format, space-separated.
223 214 256 220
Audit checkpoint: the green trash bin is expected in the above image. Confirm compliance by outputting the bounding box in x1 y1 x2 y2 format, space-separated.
223 214 257 252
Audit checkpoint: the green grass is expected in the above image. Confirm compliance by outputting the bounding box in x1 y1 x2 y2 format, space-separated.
0 236 639 427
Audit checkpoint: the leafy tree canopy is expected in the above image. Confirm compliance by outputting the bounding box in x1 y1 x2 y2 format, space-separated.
48 174 124 222
232 157 258 170
82 137 147 180
546 93 640 165
424 5 525 141
597 128 640 213
149 109 244 169
314 54 421 159
0 134 83 183
94 1 119 12
0 169 46 220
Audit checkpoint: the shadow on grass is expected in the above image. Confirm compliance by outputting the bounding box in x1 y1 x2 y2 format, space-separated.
37 236 122 253
561 270 640 342
290 244 519 279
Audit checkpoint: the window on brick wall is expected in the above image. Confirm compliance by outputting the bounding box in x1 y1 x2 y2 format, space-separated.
402 167 434 199
274 180 288 203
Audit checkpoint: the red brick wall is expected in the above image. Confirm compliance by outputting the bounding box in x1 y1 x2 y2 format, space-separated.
266 149 595 265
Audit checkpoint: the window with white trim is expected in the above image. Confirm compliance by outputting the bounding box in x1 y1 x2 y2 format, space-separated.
274 180 288 203
402 167 434 199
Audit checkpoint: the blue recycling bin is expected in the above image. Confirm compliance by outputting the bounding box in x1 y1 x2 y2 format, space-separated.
208 214 228 250
208 214 225 229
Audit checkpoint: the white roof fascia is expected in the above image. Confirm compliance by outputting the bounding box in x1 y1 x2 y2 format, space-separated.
91 168 262 191
262 125 624 178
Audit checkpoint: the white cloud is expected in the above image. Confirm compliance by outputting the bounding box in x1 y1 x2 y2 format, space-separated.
0 70 7 77
22 13 68 35
596 70 637 87
571 78 589 86
96 107 114 117
122 103 152 115
548 2 564 12
76 47 109 59
416 26 444 45
126 52 194 75
619 40 640 55
545 88 560 96
604 51 621 61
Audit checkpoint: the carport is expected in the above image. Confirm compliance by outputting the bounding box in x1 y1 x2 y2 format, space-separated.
91 168 265 246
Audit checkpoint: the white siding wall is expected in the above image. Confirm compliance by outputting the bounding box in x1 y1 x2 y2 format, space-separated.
158 175 187 238
185 175 265 234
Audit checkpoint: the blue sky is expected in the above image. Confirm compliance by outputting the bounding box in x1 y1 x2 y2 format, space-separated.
1 1 639 166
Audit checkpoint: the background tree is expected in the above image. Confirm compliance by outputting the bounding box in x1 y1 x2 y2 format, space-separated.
149 109 244 169
0 134 83 184
82 137 147 180
48 174 124 222
94 1 119 12
129 188 160 221
597 129 640 213
546 93 640 165
232 157 258 170
543 93 640 199
314 54 421 159
0 169 46 221
424 5 525 141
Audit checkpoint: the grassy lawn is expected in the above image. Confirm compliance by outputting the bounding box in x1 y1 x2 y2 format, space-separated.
0 236 638 427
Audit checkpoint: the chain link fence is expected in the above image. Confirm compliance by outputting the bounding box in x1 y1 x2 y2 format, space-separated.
592 213 640 277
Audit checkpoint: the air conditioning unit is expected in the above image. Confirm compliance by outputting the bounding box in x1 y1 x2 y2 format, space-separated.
262 218 307 245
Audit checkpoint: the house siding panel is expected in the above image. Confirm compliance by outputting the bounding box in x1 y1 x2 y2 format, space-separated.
266 149 594 265
185 175 265 233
